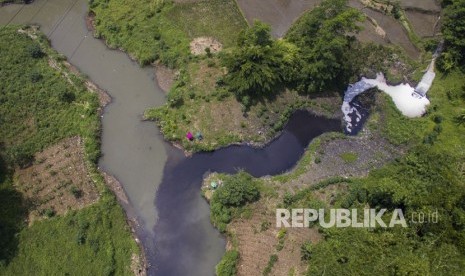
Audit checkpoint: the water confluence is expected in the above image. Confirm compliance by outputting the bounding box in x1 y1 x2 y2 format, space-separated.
1 2 341 275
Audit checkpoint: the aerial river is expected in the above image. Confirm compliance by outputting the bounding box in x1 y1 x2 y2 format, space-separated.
0 1 341 275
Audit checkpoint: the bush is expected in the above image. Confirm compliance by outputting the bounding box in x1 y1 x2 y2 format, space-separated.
43 208 55 218
7 147 33 169
27 43 44 59
29 71 43 83
58 90 76 104
210 172 260 231
263 254 278 275
70 186 83 199
213 172 260 207
216 250 239 276
301 241 313 261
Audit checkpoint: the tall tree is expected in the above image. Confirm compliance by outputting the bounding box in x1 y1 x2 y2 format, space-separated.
286 0 364 93
222 21 290 101
439 0 465 70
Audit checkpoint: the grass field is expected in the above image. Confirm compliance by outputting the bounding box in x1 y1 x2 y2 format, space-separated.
90 0 247 66
0 26 138 274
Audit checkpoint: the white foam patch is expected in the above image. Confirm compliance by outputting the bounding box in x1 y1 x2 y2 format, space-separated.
364 73 430 118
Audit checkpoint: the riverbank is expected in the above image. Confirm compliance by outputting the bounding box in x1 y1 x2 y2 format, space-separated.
0 25 140 275
85 0 449 275
87 0 431 155
32 24 148 273
201 67 465 274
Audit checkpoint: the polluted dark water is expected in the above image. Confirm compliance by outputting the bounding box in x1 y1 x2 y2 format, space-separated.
1 2 342 275
151 110 340 276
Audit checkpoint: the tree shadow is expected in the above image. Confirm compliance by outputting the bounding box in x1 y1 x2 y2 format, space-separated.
0 154 27 267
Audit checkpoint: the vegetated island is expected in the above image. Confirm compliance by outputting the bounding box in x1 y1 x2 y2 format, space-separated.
0 25 143 275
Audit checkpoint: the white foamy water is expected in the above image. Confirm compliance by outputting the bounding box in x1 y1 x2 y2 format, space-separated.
364 73 431 117
342 57 437 133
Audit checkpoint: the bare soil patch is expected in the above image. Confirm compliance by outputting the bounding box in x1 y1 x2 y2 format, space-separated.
399 0 441 13
229 201 321 276
405 10 439 38
236 0 322 37
14 137 99 224
283 131 399 192
190 37 223 55
363 8 420 59
154 62 178 93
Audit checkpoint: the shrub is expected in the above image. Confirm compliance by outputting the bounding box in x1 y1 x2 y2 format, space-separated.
210 172 260 231
27 43 44 58
30 71 43 83
263 254 278 275
216 250 239 276
43 208 56 218
340 152 358 163
76 231 86 245
8 147 33 168
58 90 76 103
301 241 313 261
213 172 259 207
70 186 83 199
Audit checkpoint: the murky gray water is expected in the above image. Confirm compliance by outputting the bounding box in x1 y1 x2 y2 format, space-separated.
1 0 167 235
1 2 344 275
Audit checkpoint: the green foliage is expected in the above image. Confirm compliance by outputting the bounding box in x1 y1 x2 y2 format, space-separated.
213 172 260 207
70 186 83 199
340 152 358 163
439 0 465 70
215 250 239 276
304 71 465 275
263 254 278 276
27 43 44 59
0 26 137 274
455 109 465 125
210 172 260 232
0 27 101 167
379 93 428 145
222 21 292 100
91 0 246 67
276 228 287 251
286 0 364 93
300 241 313 261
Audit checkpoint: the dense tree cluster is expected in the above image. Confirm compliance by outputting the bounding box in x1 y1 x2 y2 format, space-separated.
221 21 293 104
221 0 364 99
286 0 364 93
439 0 465 70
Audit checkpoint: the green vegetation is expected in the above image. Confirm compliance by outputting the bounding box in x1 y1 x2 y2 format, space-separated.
215 250 239 276
210 172 260 232
90 0 247 66
439 0 465 70
262 254 278 276
0 26 137 274
297 71 465 275
221 21 295 103
286 0 365 93
340 152 358 163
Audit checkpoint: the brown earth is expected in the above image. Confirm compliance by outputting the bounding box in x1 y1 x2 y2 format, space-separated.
282 131 400 192
228 201 321 276
399 0 441 13
405 10 440 38
190 37 223 55
14 136 99 224
154 62 178 93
